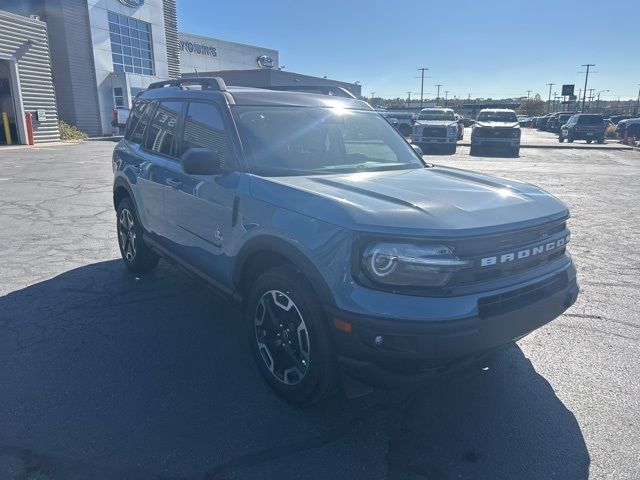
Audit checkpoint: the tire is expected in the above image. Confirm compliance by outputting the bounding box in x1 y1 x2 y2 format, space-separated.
558 133 564 143
447 144 457 155
398 124 411 137
116 197 159 274
586 139 592 144
469 145 478 156
567 132 574 143
597 138 605 144
511 148 520 158
246 265 337 404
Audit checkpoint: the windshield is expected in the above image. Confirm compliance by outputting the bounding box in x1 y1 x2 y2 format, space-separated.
477 111 518 122
577 115 603 125
418 111 455 121
233 106 424 176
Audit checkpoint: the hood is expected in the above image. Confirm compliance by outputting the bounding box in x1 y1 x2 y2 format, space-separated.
415 120 457 127
475 121 519 128
249 167 568 237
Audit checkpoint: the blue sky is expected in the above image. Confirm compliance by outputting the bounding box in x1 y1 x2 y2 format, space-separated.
178 0 640 100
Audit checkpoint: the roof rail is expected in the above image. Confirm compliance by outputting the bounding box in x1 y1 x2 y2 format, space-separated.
147 77 227 92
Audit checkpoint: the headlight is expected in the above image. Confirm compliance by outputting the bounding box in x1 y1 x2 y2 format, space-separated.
361 242 470 288
512 128 521 138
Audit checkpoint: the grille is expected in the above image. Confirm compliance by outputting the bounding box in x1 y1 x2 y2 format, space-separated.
422 127 447 138
475 127 517 138
478 271 568 319
450 221 569 286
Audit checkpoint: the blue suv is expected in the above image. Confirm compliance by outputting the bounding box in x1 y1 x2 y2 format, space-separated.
113 78 579 403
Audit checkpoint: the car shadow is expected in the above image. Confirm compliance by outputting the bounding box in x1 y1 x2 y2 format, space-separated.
0 260 589 479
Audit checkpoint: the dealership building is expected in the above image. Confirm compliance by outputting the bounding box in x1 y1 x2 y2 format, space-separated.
0 0 360 144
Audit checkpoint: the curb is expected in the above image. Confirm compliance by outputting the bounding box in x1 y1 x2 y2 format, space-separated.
458 142 634 151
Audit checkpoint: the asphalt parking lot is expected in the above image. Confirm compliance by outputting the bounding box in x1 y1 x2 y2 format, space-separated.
1 141 639 479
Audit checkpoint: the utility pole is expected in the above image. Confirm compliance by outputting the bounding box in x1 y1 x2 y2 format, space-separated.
546 83 554 113
435 84 442 105
596 90 609 113
370 92 375 106
407 92 411 109
587 88 596 111
444 90 449 106
526 90 531 116
635 84 640 116
417 67 428 109
581 63 595 113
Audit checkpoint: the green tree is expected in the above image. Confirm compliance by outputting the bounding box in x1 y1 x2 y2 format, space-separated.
517 93 546 116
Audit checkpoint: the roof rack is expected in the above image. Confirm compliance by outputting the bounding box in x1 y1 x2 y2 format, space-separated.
147 77 227 92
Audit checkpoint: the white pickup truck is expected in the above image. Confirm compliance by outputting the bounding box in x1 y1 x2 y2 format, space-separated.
410 108 459 154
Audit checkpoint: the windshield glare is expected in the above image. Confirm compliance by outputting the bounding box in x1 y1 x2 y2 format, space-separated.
233 106 424 176
418 111 455 121
477 111 518 122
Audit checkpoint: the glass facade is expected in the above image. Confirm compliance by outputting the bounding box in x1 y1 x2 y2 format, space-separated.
108 11 154 76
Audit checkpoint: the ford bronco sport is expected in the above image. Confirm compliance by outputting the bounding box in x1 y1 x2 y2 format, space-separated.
113 78 578 403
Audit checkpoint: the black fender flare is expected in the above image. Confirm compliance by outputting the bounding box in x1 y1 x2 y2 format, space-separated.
233 235 335 307
113 176 134 210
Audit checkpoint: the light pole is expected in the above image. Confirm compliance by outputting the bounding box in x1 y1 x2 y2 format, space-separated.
407 92 411 109
444 90 449 106
417 67 428 109
435 84 442 105
526 90 531 116
635 84 640 116
596 90 609 113
546 83 555 113
581 64 595 113
370 92 375 106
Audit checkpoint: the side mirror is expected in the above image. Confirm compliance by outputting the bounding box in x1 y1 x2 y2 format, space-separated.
181 147 220 175
411 144 424 157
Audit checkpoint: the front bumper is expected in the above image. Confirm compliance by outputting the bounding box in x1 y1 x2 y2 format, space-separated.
411 135 457 144
471 137 520 148
327 259 578 387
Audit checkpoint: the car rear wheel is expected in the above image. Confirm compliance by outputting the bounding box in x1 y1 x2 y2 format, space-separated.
586 139 592 144
116 197 159 273
246 265 337 404
567 132 574 143
597 138 605 144
558 133 564 143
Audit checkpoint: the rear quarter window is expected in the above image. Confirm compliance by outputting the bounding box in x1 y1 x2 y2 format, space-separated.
125 98 153 144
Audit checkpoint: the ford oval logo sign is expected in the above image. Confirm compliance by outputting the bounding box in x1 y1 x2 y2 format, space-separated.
257 55 274 69
118 0 145 7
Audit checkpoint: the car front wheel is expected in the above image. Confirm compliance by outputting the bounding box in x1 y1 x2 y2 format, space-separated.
559 133 564 143
246 265 337 404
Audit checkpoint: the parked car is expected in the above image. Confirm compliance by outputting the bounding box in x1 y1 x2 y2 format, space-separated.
111 107 130 134
536 115 552 131
411 108 459 154
113 77 578 404
517 116 531 127
610 115 633 125
454 114 464 140
559 114 605 143
379 111 415 136
616 117 640 139
550 113 575 134
470 108 521 156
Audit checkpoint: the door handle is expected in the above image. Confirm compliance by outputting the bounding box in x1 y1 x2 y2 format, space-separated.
166 178 182 189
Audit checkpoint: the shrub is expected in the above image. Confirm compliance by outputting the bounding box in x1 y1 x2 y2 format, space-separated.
605 125 618 139
59 121 87 141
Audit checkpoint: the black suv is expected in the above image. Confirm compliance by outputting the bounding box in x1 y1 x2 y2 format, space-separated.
559 114 605 143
